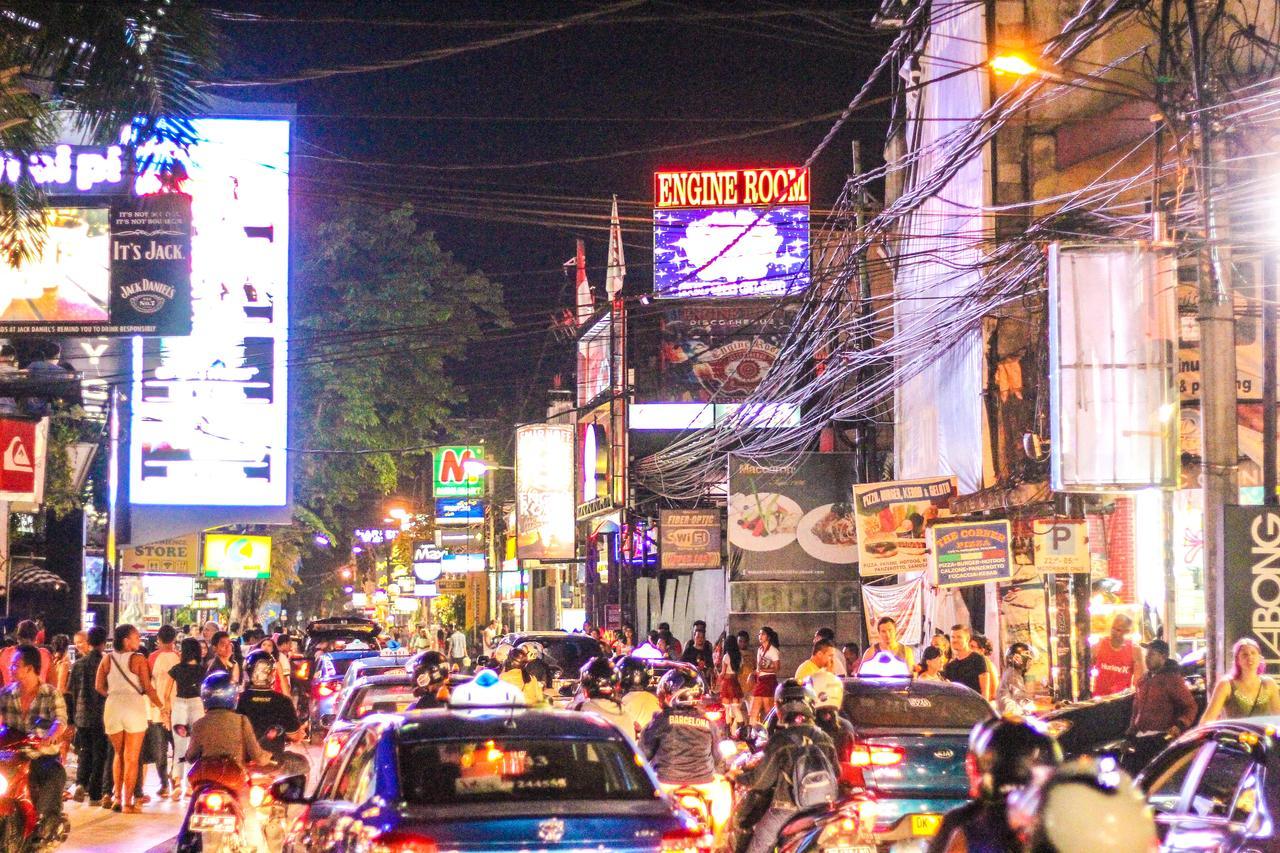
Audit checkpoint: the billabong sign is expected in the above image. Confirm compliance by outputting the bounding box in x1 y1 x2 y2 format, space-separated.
1225 506 1280 674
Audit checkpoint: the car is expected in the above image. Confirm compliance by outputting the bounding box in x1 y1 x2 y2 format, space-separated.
275 706 700 853
335 649 413 704
292 616 382 717
495 631 607 703
308 647 385 732
1137 715 1280 851
320 672 416 763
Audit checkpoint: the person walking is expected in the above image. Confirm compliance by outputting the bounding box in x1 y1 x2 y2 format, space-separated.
95 624 161 813
167 638 206 798
145 626 180 799
69 627 108 806
1201 637 1280 722
717 632 746 735
943 625 989 696
447 624 469 672
1122 639 1197 775
49 635 72 768
1091 614 1144 697
748 627 780 726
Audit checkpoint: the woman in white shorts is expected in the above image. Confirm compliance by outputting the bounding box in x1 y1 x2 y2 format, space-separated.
95 624 161 812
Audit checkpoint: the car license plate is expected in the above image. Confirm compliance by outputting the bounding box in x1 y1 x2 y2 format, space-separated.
911 814 942 836
190 814 237 833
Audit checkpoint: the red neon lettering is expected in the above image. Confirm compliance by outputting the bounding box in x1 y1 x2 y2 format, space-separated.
439 449 476 484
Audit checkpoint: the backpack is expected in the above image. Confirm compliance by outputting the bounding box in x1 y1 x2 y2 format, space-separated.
790 739 839 808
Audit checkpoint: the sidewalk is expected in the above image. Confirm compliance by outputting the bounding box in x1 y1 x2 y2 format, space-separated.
64 796 183 853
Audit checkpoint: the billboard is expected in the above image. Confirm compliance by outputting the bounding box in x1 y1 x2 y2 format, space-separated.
577 313 612 406
515 424 575 560
658 301 798 402
130 117 290 507
433 446 483 497
660 508 721 570
727 453 859 582
121 533 199 575
853 476 956 576
202 533 271 579
653 167 809 299
1225 506 1280 674
142 574 195 606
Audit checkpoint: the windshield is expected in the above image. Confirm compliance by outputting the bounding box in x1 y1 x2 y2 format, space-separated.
842 687 992 729
398 738 654 803
346 684 416 720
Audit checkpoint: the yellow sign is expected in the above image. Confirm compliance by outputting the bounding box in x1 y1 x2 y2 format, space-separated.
203 534 272 579
911 814 942 836
122 534 200 575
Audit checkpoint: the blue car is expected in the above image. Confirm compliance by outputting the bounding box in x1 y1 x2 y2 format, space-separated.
308 647 384 733
275 706 699 853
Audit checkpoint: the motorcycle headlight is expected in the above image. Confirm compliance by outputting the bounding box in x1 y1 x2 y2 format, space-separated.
0 772 9 797
248 785 267 808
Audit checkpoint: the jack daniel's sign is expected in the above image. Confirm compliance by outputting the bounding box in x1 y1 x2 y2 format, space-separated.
108 194 192 334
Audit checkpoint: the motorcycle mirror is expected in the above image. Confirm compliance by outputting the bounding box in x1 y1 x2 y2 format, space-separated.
319 714 336 728
268 773 311 805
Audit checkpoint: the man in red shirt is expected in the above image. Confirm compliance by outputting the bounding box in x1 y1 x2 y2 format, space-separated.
1123 639 1196 774
0 620 52 685
1091 614 1144 696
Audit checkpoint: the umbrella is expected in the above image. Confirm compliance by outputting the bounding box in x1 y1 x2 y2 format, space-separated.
8 564 68 592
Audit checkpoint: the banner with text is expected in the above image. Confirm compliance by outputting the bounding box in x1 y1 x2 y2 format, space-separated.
1225 505 1280 674
659 508 721 570
853 476 956 576
929 520 1014 588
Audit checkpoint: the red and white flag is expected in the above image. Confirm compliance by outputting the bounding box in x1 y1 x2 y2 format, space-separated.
572 238 593 324
605 195 626 298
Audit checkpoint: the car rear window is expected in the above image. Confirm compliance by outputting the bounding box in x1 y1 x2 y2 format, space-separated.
544 639 604 672
843 687 992 729
348 684 416 719
399 738 653 804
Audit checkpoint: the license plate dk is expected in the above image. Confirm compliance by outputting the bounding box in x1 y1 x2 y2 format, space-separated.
911 813 943 836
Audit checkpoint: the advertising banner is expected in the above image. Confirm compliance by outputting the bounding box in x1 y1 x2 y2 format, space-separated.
728 453 858 582
435 497 484 525
860 575 926 646
202 533 271 579
118 575 162 631
658 301 798 402
122 533 199 575
853 476 956 576
1031 520 1090 573
1225 506 1280 674
0 417 46 502
433 446 483 497
515 424 575 560
108 193 193 335
659 508 721 570
141 574 195 606
576 313 612 406
929 520 1014 588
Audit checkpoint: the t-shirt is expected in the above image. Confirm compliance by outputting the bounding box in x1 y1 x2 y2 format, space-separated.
236 688 301 749
448 631 468 658
169 662 204 700
944 653 988 694
757 645 780 673
795 659 824 682
149 649 180 710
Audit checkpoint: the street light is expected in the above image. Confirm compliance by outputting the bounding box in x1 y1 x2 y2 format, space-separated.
990 53 1039 77
461 458 515 478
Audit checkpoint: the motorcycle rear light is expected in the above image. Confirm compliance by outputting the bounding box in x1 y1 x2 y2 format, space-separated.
847 743 905 766
248 784 269 808
660 828 702 853
314 679 338 698
198 791 230 813
369 830 438 853
294 661 310 679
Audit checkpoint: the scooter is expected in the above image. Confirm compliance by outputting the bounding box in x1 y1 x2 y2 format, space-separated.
0 724 70 853
175 755 287 853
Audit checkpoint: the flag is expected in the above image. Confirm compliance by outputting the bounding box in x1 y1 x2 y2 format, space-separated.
605 195 626 298
572 238 593 324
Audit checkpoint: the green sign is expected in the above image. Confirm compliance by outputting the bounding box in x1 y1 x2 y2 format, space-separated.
433 446 484 497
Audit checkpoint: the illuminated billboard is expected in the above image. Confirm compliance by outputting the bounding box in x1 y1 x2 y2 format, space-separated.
653 167 810 299
0 208 108 326
576 313 612 406
130 117 290 506
203 533 272 579
433 446 483 497
515 424 575 560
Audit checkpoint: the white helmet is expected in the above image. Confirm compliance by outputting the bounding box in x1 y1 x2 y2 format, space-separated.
1020 758 1157 853
805 670 844 710
449 669 527 707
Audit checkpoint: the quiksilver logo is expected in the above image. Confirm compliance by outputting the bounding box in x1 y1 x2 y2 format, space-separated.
120 278 174 314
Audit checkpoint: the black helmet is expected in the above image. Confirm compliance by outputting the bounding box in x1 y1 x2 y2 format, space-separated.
412 651 449 694
656 667 704 709
244 649 277 690
200 670 238 711
616 656 652 692
774 678 816 726
579 656 619 699
969 716 1062 798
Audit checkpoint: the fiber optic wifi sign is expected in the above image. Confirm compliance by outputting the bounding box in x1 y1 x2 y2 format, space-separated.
653 167 810 299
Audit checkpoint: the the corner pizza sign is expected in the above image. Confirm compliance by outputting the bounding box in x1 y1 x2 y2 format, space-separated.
433 446 483 497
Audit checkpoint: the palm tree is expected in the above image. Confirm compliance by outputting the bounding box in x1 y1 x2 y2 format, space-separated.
0 1 219 263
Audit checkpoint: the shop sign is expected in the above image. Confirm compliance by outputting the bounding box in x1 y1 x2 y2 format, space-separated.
515 424 575 559
433 446 483 497
190 593 226 609
202 534 271 579
107 193 193 335
853 476 956 576
353 528 399 545
1225 506 1280 673
435 497 483 525
1031 520 1090 573
659 508 721 570
929 520 1014 588
413 583 437 598
437 576 466 594
0 417 46 502
412 541 442 583
122 533 199 575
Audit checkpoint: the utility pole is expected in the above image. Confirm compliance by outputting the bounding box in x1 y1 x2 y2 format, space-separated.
1187 0 1236 684
852 141 877 481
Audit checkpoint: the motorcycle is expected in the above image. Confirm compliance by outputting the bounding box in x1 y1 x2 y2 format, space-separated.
0 724 69 853
175 755 288 853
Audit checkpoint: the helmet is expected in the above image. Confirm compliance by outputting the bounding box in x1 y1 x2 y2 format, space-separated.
805 670 844 710
448 668 527 707
504 645 530 671
516 641 544 661
244 649 277 690
1019 758 1157 853
617 656 652 692
412 651 449 694
200 671 239 711
579 656 619 699
656 667 704 709
968 716 1062 799
774 678 816 726
473 654 497 673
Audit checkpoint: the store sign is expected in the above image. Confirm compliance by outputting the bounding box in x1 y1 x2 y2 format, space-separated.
929 520 1014 588
654 168 810 209
657 302 799 402
0 417 46 502
1031 520 1090 573
353 528 399 545
660 508 721 570
515 424 575 560
412 541 443 583
202 533 271 579
437 576 466 594
122 533 199 575
435 497 483 525
130 117 290 507
1225 506 1280 673
1 144 128 195
190 593 226 609
142 573 195 606
853 476 956 576
433 446 483 497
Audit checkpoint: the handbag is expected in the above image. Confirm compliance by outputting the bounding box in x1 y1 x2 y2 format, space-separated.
110 653 146 696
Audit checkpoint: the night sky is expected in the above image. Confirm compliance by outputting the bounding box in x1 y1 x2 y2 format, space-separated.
211 1 890 421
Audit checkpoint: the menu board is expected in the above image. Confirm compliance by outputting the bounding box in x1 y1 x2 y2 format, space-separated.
853 476 956 576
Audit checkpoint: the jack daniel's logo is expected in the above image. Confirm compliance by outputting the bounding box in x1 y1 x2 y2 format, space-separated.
119 278 175 314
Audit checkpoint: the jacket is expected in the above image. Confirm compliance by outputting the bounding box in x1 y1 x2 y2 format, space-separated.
1128 660 1197 736
639 706 718 785
740 723 838 809
69 649 105 729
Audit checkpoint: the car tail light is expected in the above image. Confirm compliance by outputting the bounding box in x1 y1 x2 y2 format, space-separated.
369 830 438 853
847 743 905 767
314 679 339 698
660 828 702 853
323 731 349 760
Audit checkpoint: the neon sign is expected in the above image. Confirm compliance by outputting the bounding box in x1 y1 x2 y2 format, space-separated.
654 167 810 209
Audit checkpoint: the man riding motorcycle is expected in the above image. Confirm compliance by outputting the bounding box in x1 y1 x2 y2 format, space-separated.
927 716 1062 853
0 644 68 843
570 656 637 738
410 651 450 710
235 650 310 779
805 670 855 788
618 655 661 732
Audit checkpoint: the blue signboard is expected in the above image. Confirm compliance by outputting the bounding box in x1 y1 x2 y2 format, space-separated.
654 205 809 298
435 497 484 525
929 520 1013 588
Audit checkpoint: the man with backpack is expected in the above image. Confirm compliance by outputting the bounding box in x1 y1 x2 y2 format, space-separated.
733 679 839 853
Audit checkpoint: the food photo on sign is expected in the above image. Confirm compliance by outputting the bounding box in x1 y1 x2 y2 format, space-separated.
727 452 859 582
853 476 956 576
